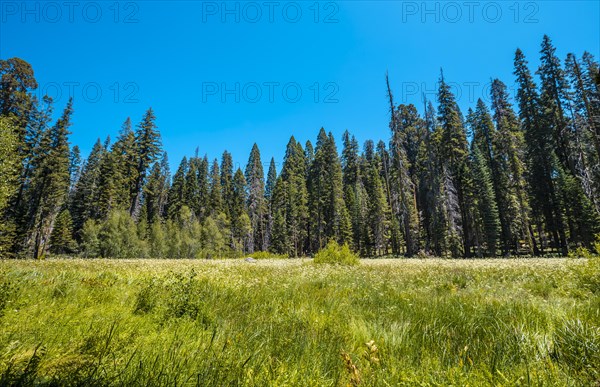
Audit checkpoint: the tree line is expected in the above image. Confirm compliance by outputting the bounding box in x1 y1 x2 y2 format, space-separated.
0 35 599 259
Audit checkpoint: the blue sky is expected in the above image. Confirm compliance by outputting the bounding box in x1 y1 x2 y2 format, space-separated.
1 1 599 172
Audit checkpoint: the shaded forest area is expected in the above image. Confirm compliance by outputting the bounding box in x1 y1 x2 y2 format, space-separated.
0 35 599 259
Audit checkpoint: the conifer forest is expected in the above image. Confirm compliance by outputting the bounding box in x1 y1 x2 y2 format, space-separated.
1 36 599 260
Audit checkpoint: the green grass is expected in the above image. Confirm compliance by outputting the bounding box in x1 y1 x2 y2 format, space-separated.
0 258 599 386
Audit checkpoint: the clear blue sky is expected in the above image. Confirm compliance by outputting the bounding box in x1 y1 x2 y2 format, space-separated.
1 1 599 172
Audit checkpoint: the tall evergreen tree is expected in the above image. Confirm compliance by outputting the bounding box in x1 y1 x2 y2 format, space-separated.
209 159 223 216
362 142 391 256
490 78 536 255
167 157 188 221
71 139 106 233
514 48 568 255
386 76 421 256
143 152 170 224
436 71 474 256
271 137 308 256
264 157 277 251
0 58 38 132
220 151 234 219
537 35 575 175
565 52 600 213
69 145 81 193
245 144 266 252
130 108 161 217
308 129 351 251
470 143 501 256
341 130 363 252
231 168 251 253
25 99 73 258
184 156 202 218
49 208 77 254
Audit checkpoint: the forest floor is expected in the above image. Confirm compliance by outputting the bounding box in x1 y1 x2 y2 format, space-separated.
0 258 599 386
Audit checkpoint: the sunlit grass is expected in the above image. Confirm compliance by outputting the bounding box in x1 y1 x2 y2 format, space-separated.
0 258 598 385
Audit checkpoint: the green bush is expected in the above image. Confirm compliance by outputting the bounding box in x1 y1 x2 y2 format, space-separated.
313 240 359 266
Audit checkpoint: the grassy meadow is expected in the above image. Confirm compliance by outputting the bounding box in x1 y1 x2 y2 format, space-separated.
0 258 599 386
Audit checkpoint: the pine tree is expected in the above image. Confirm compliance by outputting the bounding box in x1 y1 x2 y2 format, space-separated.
468 99 505 256
184 156 202 218
557 167 600 248
305 141 314 172
209 159 223 216
414 101 436 253
514 48 568 255
341 130 362 251
220 151 234 219
415 101 457 257
111 118 138 211
167 157 188 221
71 139 106 233
536 38 599 249
26 99 73 258
197 156 210 221
97 146 123 220
143 152 170 224
565 53 600 213
49 208 77 254
308 129 351 252
376 140 402 255
362 143 390 256
130 108 161 217
537 35 575 175
470 144 501 256
436 72 474 257
271 137 308 256
69 145 81 193
245 144 266 252
264 157 277 251
8 96 53 253
386 76 421 256
231 168 251 254
0 58 38 132
490 78 536 255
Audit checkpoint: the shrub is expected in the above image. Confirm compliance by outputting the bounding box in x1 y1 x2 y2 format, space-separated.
313 240 359 266
99 210 147 258
80 219 101 258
